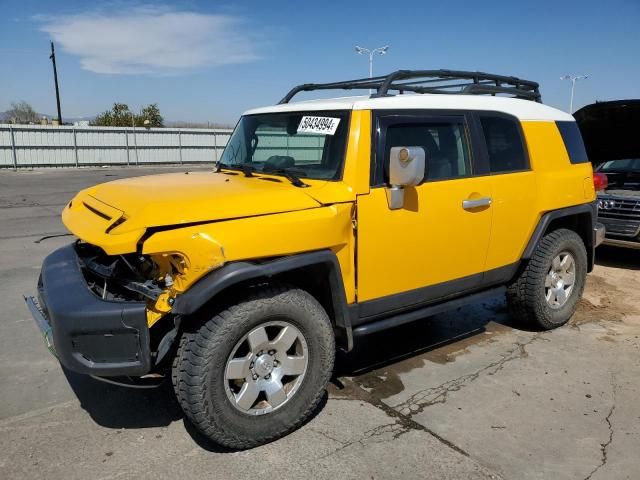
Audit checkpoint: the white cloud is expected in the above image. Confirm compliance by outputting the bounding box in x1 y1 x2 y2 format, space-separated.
38 6 259 74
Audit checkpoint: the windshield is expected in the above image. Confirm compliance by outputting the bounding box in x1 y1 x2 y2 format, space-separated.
219 110 350 180
598 159 640 173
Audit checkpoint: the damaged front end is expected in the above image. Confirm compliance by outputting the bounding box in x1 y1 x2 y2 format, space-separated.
76 242 184 326
78 243 167 302
25 240 214 384
26 243 152 377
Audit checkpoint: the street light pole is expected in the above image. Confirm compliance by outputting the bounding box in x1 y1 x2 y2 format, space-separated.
355 45 390 93
49 41 62 125
560 74 589 113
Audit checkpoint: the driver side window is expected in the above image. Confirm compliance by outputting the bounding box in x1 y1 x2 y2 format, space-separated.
383 120 472 182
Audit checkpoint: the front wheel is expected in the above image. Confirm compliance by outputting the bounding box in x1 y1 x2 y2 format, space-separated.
507 228 588 330
172 284 335 449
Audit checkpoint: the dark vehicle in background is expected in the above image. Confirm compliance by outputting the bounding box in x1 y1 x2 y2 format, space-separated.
575 100 640 249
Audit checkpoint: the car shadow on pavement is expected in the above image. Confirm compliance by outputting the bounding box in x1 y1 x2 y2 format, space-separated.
335 293 527 377
63 360 330 453
63 368 183 429
595 245 640 270
63 293 523 450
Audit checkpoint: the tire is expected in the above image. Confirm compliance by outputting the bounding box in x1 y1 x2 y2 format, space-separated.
507 228 587 330
172 284 335 449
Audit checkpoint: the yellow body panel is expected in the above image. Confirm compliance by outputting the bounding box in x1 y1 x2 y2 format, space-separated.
62 192 146 255
356 177 493 301
341 110 371 195
483 171 537 270
483 122 594 270
143 204 355 325
60 108 594 328
63 171 334 255
521 121 595 206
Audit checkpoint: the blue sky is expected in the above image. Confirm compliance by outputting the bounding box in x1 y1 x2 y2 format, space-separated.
1 0 638 123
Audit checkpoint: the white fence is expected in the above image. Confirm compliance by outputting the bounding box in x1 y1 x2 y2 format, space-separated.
0 124 233 168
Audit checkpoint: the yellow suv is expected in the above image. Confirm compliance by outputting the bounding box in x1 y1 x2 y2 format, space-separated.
26 70 605 449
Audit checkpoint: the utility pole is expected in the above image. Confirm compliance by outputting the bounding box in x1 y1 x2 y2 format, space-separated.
49 41 62 125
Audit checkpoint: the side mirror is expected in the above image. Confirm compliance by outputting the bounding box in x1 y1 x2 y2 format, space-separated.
386 146 426 210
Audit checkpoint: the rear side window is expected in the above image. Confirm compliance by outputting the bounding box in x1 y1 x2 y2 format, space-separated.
479 115 528 173
556 121 589 164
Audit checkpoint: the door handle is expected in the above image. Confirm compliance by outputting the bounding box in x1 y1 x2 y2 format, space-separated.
462 197 492 210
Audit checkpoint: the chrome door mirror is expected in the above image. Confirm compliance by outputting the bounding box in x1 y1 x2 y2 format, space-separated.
386 146 425 209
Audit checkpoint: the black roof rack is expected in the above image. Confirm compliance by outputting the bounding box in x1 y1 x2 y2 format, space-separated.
279 69 542 104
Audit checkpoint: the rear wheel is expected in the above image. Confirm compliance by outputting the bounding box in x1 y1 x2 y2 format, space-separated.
507 228 587 330
172 284 335 449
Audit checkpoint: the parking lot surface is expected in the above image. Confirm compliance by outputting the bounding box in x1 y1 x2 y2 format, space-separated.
1 167 639 480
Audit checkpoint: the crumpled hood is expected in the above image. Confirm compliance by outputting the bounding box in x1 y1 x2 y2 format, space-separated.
62 171 343 254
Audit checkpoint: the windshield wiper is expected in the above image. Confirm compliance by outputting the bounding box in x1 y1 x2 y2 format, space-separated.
215 162 256 178
216 162 309 187
262 167 309 188
214 162 232 172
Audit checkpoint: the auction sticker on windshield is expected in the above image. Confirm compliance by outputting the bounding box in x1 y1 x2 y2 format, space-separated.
297 116 340 135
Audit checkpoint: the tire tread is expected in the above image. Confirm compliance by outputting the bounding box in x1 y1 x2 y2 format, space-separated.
172 283 334 449
507 228 587 330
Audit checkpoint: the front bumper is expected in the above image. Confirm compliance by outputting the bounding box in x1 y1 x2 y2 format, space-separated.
25 244 151 376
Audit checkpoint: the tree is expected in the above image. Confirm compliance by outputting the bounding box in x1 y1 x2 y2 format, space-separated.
93 103 164 127
94 103 133 127
7 101 39 124
139 103 163 127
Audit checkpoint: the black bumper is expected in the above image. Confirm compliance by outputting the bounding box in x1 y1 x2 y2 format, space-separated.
25 244 151 376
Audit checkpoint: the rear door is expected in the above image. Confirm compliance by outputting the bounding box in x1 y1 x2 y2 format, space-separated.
475 113 538 273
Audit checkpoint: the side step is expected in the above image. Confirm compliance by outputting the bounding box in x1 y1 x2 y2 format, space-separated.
353 286 506 337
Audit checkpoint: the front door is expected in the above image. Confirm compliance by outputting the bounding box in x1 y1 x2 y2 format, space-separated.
356 112 493 318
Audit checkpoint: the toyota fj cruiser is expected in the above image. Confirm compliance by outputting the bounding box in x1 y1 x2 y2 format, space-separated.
26 70 604 449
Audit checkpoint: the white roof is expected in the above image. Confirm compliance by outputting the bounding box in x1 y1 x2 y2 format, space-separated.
244 94 574 122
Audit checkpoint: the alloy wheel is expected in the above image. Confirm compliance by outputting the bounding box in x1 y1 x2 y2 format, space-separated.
224 320 308 415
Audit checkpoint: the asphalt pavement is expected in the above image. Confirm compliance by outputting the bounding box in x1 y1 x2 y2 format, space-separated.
1 166 639 480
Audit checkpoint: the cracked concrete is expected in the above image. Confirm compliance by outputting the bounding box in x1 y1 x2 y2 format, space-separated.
2 167 640 479
583 375 617 480
0 397 500 480
347 278 640 480
390 335 541 418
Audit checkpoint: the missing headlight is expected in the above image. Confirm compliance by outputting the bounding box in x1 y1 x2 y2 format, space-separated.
76 242 164 301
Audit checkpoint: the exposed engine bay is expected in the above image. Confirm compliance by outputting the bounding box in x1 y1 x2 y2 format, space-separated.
76 242 170 302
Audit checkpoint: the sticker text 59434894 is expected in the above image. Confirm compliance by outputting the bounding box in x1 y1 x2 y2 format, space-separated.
297 116 341 135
